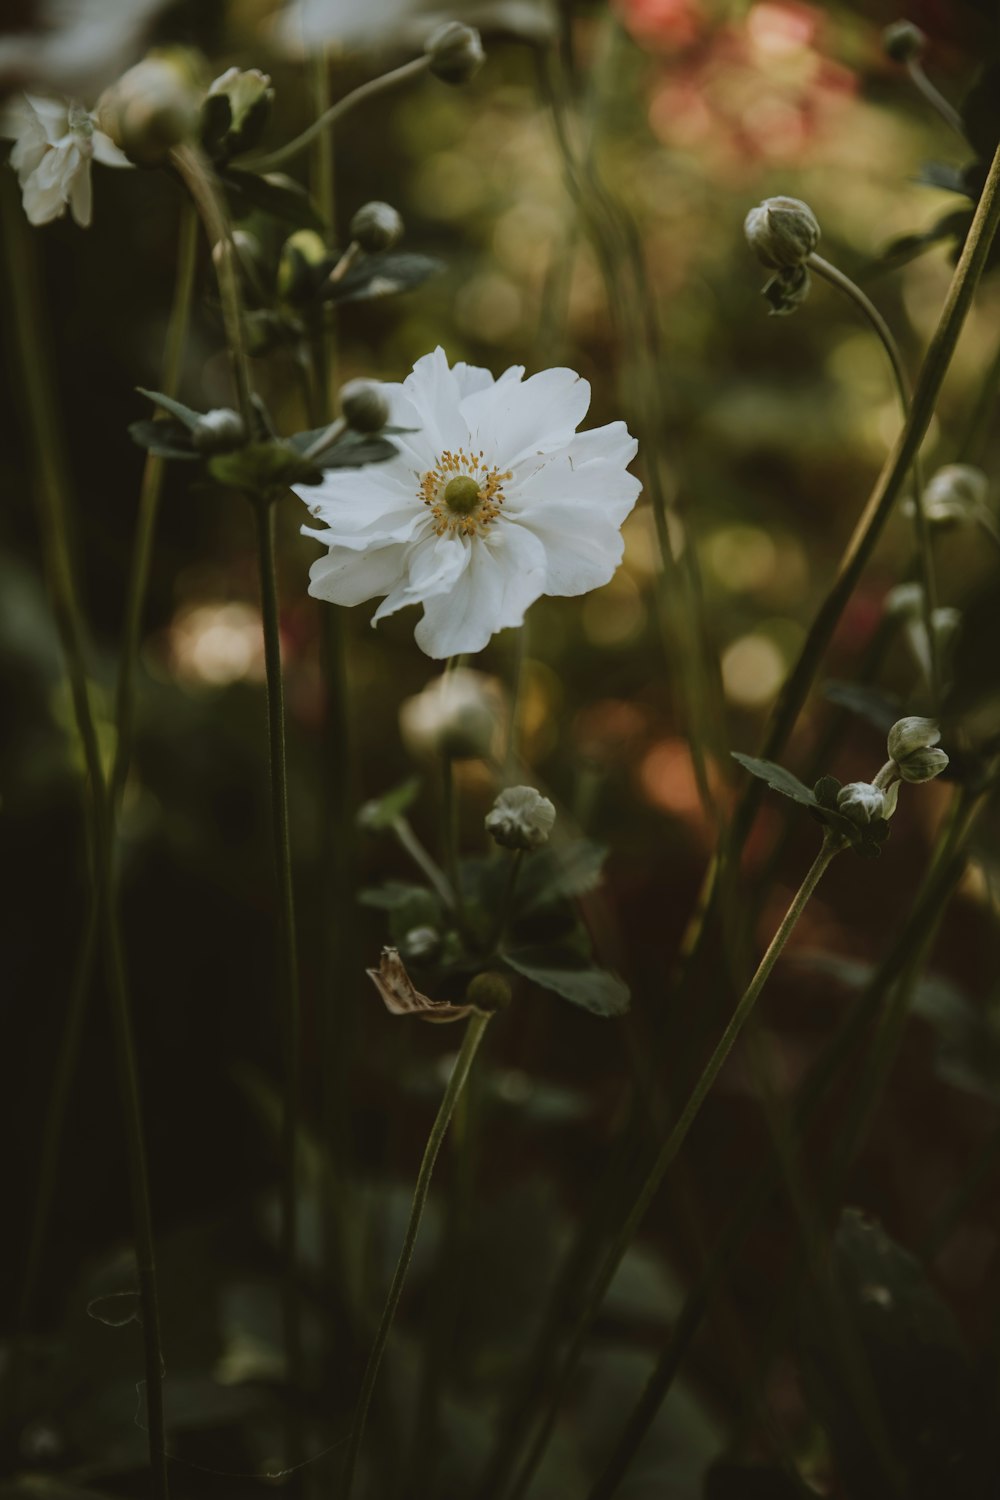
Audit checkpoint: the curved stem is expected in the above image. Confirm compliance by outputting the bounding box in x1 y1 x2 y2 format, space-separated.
248 56 430 173
1 177 169 1500
807 250 940 704
906 59 965 139
506 836 840 1500
110 200 199 813
342 1010 492 1497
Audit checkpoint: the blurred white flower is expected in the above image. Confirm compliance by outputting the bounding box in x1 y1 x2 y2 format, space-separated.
274 0 554 55
296 347 642 659
0 0 171 101
1 92 130 226
400 667 506 759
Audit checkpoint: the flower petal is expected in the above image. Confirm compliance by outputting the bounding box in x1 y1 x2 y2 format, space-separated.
307 540 408 607
23 94 70 143
92 129 132 167
372 530 469 624
69 159 92 226
460 366 591 468
296 460 423 546
414 523 548 658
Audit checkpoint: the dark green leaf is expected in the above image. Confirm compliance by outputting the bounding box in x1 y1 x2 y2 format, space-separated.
136 387 204 431
207 440 323 496
822 680 902 734
516 839 608 914
220 168 325 230
127 418 199 460
286 426 401 467
812 775 841 810
731 752 817 808
200 91 233 160
502 947 630 1017
358 777 421 831
327 251 445 304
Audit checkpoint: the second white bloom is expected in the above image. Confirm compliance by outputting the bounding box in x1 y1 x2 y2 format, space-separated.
296 348 642 658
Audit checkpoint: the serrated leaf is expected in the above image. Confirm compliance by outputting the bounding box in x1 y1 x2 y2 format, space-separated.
358 777 421 831
127 418 199 460
731 752 817 808
327 251 444 304
502 947 630 1017
516 839 608 915
823 680 903 734
136 386 204 431
220 167 325 230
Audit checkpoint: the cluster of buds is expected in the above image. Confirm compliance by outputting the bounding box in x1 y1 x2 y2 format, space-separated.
744 195 820 316
834 717 949 833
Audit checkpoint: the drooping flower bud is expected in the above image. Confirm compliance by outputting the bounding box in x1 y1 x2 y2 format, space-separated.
744 196 820 271
887 717 949 783
191 407 246 454
897 747 949 783
425 21 485 85
836 781 888 826
485 786 556 851
96 50 202 166
350 200 403 253
203 66 274 161
400 668 504 760
882 20 926 63
340 378 389 434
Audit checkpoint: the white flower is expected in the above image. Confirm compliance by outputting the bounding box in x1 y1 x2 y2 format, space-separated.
1 93 130 227
274 0 555 55
0 0 172 100
296 348 642 659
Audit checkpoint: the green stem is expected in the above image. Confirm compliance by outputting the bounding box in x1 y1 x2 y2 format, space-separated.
110 200 199 814
1 176 169 1500
505 835 840 1500
249 56 430 173
906 59 965 139
342 1010 492 1497
731 139 1000 855
392 814 455 909
807 251 940 705
253 499 304 1440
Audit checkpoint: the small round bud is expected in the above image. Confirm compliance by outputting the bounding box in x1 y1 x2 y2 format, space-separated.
883 20 926 63
400 925 441 961
339 378 389 434
836 781 888 826
96 51 201 166
350 200 403 253
277 228 328 301
744 196 820 270
191 408 246 454
896 747 949 783
485 786 556 851
466 971 512 1012
920 463 989 527
887 716 941 763
425 21 485 85
400 668 505 761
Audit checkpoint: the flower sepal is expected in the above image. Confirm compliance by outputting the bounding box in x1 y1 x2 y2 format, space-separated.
201 67 274 164
731 754 890 856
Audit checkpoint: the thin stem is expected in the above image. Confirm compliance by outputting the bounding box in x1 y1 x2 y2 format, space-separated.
110 200 199 814
392 815 455 910
906 59 966 139
253 499 304 1443
342 1010 492 1497
249 56 430 173
807 251 940 704
506 835 840 1500
169 143 254 430
1 177 169 1500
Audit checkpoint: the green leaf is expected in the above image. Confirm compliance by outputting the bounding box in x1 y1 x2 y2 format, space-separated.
502 947 630 1017
207 440 323 496
200 91 233 160
285 427 401 468
731 752 817 808
357 777 421 831
516 839 609 914
136 387 204 431
327 251 444 304
127 418 199 459
915 160 971 195
220 168 325 230
961 60 1000 159
822 680 902 734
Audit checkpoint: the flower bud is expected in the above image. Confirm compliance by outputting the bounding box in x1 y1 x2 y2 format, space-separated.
466 971 512 1012
400 925 441 961
744 196 820 270
400 668 504 760
887 716 940 762
882 20 926 63
350 200 403 253
203 66 273 160
884 581 924 619
836 781 888 826
762 265 812 316
425 21 485 85
340 378 389 434
277 228 328 302
96 51 202 166
917 463 989 527
896 747 949 783
191 407 246 454
485 786 556 851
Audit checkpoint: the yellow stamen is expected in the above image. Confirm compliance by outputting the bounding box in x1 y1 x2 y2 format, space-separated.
419 448 513 538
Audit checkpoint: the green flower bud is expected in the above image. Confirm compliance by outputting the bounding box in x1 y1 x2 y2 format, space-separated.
203 66 273 161
96 50 202 166
744 195 820 271
466 971 512 1012
340 378 389 433
485 786 556 851
883 20 926 63
896 747 949 784
425 21 485 85
836 781 888 826
191 407 246 454
277 228 328 301
350 200 403 252
887 716 941 762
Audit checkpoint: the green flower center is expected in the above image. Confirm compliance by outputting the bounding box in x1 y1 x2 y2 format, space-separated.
443 475 482 515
